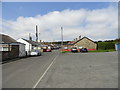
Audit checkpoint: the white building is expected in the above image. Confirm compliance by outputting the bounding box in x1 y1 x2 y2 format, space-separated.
17 38 32 53
18 43 26 57
17 38 41 55
10 42 26 57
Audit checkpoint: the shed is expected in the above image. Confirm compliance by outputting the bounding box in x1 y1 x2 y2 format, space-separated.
115 43 120 51
10 42 26 57
17 38 41 55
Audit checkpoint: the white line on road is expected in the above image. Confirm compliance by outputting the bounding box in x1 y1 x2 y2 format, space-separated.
32 53 60 89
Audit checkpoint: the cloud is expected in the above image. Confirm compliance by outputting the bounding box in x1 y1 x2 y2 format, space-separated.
2 6 118 42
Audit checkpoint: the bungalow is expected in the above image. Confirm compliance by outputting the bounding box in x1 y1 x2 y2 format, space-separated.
0 34 26 61
17 38 41 55
68 36 97 50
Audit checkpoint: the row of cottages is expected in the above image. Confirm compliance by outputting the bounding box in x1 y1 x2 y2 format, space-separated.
68 36 97 50
17 38 41 55
0 34 26 61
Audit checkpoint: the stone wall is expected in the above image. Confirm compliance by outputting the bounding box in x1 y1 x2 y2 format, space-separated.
74 38 97 49
68 38 97 50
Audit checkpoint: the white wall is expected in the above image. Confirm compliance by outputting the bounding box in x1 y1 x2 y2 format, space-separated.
19 44 26 57
17 39 32 55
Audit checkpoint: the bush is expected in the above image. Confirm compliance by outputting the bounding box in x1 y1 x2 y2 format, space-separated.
97 42 115 50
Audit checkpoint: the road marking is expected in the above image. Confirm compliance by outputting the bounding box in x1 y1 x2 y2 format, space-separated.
32 53 59 89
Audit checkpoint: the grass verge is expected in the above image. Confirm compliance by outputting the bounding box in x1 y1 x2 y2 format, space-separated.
88 49 116 52
62 49 116 53
62 51 71 53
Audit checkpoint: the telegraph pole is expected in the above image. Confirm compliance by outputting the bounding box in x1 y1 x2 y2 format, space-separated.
39 33 40 43
61 27 63 48
29 33 31 55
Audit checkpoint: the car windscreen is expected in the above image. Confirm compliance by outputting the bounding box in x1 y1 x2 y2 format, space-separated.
71 47 77 49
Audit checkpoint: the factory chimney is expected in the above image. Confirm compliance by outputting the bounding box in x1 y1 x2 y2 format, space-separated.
36 25 38 42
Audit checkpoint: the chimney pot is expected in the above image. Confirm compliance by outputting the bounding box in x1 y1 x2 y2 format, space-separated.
76 38 77 41
79 35 81 39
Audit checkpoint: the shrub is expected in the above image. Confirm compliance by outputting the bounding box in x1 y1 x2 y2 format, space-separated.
97 42 115 50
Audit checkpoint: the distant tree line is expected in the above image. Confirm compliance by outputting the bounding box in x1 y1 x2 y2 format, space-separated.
43 41 70 45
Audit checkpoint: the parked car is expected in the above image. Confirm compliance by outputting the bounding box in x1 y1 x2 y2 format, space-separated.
46 49 52 52
80 48 88 52
53 46 60 50
30 50 41 56
62 47 69 51
41 45 48 52
46 46 52 52
71 47 78 52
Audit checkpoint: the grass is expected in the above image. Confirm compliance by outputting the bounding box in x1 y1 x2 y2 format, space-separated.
88 49 116 52
62 49 116 53
62 51 71 53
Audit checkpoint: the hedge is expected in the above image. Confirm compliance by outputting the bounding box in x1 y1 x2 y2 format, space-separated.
97 42 115 50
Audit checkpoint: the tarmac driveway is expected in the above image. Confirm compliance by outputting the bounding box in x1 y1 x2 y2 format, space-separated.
36 51 118 88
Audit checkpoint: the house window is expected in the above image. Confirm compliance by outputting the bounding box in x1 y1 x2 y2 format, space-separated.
3 47 9 51
0 47 9 51
0 47 2 51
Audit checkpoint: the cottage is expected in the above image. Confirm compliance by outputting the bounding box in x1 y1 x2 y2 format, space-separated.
0 34 26 61
17 38 41 55
68 37 97 50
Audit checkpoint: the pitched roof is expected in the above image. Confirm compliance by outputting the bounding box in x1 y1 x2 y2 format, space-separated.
68 37 96 45
22 38 40 46
0 34 17 43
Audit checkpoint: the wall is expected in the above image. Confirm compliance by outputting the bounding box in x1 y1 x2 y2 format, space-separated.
2 45 19 61
73 38 97 50
19 44 26 57
17 39 32 52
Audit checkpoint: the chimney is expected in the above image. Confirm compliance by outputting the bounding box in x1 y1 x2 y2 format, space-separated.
29 33 32 41
76 38 77 41
79 35 81 40
30 36 32 41
40 40 41 43
74 39 76 42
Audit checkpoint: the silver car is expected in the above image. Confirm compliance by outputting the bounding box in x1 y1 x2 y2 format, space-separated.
30 50 41 56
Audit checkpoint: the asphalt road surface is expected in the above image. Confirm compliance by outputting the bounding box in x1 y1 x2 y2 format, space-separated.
2 50 118 88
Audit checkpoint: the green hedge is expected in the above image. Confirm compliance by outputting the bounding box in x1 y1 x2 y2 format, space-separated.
97 42 115 50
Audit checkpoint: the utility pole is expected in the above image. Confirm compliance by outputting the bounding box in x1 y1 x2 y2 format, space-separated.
39 33 41 43
29 33 31 55
61 27 63 48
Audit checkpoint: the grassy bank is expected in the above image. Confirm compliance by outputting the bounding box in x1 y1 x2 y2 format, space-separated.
62 51 71 53
88 49 116 52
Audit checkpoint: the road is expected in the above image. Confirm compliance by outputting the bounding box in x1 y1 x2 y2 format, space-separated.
2 50 118 88
3 50 60 88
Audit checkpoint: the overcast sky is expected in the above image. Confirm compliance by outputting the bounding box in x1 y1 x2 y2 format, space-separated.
2 2 118 42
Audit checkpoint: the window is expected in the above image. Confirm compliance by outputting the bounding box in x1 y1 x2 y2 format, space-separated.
0 47 9 51
0 47 2 51
3 47 9 51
